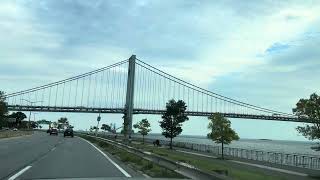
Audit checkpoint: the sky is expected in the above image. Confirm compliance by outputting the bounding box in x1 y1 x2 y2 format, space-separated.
1 0 320 141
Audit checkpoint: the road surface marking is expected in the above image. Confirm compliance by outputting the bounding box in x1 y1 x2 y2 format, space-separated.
176 149 217 158
229 160 308 176
8 166 32 180
80 137 132 178
51 147 56 151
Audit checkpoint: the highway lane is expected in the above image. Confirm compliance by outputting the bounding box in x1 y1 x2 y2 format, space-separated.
0 131 131 180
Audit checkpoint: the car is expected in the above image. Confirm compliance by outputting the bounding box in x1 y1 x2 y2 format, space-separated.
46 129 51 133
50 128 58 135
64 128 74 137
13 128 18 131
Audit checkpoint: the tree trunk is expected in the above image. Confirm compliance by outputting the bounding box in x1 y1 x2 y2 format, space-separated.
143 135 144 144
170 137 173 149
221 141 224 160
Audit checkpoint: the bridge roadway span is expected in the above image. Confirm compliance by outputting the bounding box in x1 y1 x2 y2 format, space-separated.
8 105 308 123
0 131 134 180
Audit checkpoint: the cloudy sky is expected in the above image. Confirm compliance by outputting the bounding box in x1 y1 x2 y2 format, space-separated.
1 0 320 141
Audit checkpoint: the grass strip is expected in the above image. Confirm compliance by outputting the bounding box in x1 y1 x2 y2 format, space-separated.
0 130 33 139
132 143 291 180
79 135 186 179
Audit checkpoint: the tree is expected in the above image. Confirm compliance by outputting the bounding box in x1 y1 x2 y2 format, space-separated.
37 119 51 125
0 91 8 127
293 93 320 141
133 118 151 144
207 113 239 159
9 112 27 127
159 99 188 149
58 117 68 124
101 124 111 132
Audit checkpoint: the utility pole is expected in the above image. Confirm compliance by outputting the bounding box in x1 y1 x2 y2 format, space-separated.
21 99 43 130
125 55 136 140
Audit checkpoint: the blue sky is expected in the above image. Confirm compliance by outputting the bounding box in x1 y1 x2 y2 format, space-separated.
1 0 320 141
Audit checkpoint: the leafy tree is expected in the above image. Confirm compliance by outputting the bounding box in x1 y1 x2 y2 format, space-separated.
0 91 8 127
9 112 27 127
101 124 111 132
58 117 68 124
159 99 188 149
207 113 239 159
37 119 51 125
293 93 320 141
133 118 151 144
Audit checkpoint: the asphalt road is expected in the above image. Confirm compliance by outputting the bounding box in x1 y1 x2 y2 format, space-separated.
0 131 131 180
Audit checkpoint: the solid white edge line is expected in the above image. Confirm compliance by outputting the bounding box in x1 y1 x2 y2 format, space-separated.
8 166 32 180
79 137 132 178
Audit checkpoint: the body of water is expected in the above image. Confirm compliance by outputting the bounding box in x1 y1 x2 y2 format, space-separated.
134 134 320 156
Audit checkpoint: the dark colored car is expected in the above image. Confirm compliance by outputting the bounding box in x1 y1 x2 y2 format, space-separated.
50 128 58 135
64 128 74 137
46 129 51 133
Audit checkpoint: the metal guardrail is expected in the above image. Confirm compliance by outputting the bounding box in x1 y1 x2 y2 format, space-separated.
78 133 228 180
95 133 320 170
141 138 320 170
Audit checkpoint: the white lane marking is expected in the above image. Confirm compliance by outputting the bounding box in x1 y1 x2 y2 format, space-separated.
176 149 217 158
80 137 131 178
229 160 308 177
8 166 32 180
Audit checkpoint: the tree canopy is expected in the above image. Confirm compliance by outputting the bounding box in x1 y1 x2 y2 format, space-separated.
37 119 51 125
7 112 27 127
293 93 320 140
134 118 151 144
0 91 8 126
58 117 68 124
101 124 111 132
159 99 188 149
207 113 239 159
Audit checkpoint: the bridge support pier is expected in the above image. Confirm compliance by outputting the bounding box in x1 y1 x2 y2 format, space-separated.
125 55 136 139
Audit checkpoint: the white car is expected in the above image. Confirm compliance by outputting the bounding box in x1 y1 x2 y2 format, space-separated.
13 128 18 131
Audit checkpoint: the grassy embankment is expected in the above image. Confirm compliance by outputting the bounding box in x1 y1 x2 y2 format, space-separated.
0 130 33 139
131 142 290 180
78 134 186 179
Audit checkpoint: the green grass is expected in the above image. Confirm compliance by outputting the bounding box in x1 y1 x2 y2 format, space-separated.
132 143 289 180
0 130 33 139
79 135 185 179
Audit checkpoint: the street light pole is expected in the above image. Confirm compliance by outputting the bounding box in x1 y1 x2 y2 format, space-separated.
21 99 43 130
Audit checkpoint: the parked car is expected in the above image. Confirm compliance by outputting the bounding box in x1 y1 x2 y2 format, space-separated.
46 129 51 133
50 128 58 135
13 128 18 131
64 128 74 137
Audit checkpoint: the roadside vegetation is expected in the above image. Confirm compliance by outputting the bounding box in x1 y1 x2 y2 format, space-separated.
133 118 151 144
0 130 33 139
207 113 239 159
78 134 185 179
132 142 288 180
294 93 320 143
159 99 189 149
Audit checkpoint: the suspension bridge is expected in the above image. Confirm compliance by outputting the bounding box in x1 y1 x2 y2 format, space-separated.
4 55 308 133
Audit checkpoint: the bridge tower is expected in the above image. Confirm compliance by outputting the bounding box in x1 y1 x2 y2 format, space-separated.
125 55 136 137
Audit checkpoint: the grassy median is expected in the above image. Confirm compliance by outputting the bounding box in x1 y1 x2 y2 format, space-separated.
78 135 186 179
132 143 290 180
0 130 33 139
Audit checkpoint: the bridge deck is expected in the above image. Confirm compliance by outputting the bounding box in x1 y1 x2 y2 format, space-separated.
7 105 308 123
